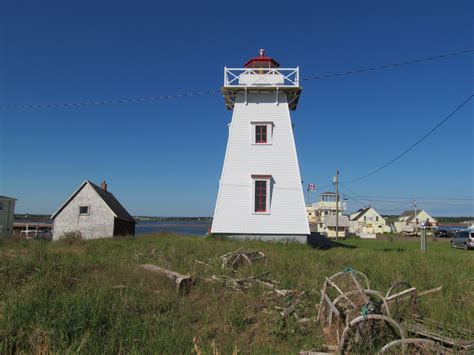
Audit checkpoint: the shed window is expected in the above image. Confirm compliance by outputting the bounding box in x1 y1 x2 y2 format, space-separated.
255 125 267 143
79 206 89 215
0 202 3 211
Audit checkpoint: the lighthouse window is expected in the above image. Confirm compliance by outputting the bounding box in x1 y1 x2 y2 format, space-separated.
255 180 267 212
251 122 272 144
256 125 267 143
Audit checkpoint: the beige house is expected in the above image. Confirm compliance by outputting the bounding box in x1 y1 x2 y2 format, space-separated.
394 209 437 234
0 195 17 237
312 192 349 238
306 205 317 224
349 207 390 238
320 215 350 238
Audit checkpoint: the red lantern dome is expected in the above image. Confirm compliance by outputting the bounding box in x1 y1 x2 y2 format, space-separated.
244 49 280 68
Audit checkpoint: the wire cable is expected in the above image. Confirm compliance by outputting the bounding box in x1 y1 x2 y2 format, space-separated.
302 48 474 81
1 49 472 110
343 194 474 201
340 183 474 207
341 94 474 183
0 90 220 110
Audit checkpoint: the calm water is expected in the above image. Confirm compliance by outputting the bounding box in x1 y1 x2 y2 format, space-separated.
135 220 211 236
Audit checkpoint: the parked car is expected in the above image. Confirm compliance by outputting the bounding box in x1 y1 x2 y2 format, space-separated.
451 229 474 250
434 228 453 238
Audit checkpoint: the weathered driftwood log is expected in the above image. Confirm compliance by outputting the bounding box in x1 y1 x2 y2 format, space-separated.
140 264 195 293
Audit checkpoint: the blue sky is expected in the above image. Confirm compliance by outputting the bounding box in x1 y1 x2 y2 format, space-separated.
1 0 473 216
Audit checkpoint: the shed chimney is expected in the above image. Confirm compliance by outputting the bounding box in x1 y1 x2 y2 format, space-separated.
101 181 107 191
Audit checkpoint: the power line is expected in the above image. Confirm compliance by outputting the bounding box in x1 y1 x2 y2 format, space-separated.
344 195 412 212
340 184 474 207
353 198 473 207
1 48 472 110
0 90 220 110
344 194 474 201
341 94 474 184
302 48 474 81
340 185 412 208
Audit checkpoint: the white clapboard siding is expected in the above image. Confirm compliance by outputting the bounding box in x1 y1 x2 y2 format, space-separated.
211 91 309 237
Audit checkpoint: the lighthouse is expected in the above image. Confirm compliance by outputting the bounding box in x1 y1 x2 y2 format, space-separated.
211 50 310 241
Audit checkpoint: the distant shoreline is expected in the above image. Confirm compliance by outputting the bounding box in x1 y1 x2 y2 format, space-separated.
14 214 472 224
133 216 212 222
14 214 212 223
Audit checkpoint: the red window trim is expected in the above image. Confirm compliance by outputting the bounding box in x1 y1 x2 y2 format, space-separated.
255 125 267 144
255 180 267 212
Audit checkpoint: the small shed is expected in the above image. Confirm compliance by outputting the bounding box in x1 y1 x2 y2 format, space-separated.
0 195 17 237
51 180 135 240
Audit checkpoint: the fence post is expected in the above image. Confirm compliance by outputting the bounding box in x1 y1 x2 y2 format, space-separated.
421 220 427 253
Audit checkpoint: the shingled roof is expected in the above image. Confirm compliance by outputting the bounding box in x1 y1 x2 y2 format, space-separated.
351 207 370 221
88 181 135 222
324 215 350 227
400 210 417 222
51 180 135 222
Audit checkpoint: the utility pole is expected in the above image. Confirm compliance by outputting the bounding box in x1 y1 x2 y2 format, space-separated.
414 198 418 237
335 170 340 240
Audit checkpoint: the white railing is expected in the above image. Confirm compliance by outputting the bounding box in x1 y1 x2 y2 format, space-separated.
224 67 299 88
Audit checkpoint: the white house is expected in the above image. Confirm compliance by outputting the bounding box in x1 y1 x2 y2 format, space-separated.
211 50 309 241
0 195 16 237
349 207 390 238
51 180 135 240
312 192 350 238
394 209 437 234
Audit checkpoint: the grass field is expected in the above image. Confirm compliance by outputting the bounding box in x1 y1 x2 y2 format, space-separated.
0 234 473 354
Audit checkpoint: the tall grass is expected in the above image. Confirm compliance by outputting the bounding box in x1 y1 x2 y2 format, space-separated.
0 235 472 353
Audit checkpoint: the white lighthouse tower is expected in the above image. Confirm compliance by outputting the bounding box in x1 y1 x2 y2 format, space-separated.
211 50 310 241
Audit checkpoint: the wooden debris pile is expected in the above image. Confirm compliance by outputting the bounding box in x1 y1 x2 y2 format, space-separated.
316 268 473 354
220 247 267 269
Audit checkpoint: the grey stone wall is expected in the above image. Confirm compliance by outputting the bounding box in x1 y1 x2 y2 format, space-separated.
52 183 115 240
